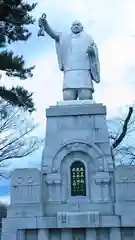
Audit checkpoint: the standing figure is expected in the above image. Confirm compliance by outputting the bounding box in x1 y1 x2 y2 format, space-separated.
38 14 100 100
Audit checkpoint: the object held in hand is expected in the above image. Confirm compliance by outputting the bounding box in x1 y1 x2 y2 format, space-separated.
40 13 47 25
38 13 47 36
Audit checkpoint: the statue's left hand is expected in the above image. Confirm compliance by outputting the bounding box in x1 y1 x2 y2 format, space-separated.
87 46 95 55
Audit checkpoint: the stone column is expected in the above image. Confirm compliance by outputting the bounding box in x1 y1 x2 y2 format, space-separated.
133 228 135 238
103 183 109 201
55 181 61 201
86 229 96 240
47 181 53 201
17 230 25 240
110 228 121 240
61 229 71 240
38 229 49 240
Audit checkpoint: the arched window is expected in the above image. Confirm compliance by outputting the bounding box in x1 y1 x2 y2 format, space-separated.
70 161 86 196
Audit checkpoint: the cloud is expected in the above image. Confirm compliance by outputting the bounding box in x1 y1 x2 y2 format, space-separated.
0 195 10 205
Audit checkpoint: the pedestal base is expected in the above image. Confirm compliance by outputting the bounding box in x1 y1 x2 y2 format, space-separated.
57 99 95 106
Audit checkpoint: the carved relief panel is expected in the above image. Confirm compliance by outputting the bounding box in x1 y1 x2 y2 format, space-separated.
91 171 111 202
46 172 61 201
11 168 41 204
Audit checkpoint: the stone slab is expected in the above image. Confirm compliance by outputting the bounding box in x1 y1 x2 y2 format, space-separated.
57 100 95 105
121 216 135 227
115 202 135 215
2 215 130 230
46 103 106 117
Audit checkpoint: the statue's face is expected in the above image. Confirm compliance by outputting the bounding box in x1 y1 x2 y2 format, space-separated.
71 21 83 34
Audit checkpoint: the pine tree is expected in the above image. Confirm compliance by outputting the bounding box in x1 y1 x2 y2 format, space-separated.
0 0 37 112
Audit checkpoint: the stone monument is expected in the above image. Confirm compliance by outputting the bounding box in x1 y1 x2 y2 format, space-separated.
2 15 135 240
38 14 100 101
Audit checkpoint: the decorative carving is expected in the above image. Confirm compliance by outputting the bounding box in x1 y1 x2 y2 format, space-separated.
46 173 61 185
99 165 104 171
66 143 80 151
94 172 110 184
17 177 23 184
46 179 53 185
88 212 100 226
52 140 105 171
17 230 25 240
57 212 100 228
28 176 33 184
122 177 128 182
52 168 58 173
54 179 61 184
108 161 114 171
42 165 51 173
57 212 67 228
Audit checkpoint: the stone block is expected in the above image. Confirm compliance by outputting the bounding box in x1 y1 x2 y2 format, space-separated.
116 182 135 201
79 202 113 214
36 217 56 229
94 128 109 143
115 202 135 216
46 103 106 117
121 216 135 227
44 203 79 216
94 115 107 129
7 203 43 218
2 217 37 232
56 212 100 228
11 168 41 186
100 216 120 227
10 168 42 205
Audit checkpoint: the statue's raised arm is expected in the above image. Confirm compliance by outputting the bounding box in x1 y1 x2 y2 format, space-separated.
37 14 59 42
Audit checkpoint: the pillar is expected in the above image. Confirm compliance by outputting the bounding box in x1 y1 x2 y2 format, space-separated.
38 229 48 240
110 228 121 240
61 229 72 240
86 229 96 240
17 230 25 240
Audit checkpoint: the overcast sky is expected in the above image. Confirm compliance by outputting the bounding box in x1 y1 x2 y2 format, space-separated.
0 0 135 203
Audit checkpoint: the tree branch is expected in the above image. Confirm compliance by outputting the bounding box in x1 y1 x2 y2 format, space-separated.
112 107 133 149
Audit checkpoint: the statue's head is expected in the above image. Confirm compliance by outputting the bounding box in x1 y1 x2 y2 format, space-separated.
71 21 83 34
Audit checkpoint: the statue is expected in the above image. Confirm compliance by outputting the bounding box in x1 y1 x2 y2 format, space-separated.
38 14 100 100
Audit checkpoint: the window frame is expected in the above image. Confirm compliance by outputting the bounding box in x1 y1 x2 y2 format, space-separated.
70 160 86 197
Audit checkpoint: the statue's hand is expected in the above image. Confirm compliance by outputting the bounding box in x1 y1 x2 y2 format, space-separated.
38 13 47 27
87 46 95 55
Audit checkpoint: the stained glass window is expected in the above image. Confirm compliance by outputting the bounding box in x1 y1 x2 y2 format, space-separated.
70 161 86 196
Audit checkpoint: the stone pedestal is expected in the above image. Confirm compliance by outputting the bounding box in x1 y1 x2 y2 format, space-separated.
2 102 135 240
42 102 113 172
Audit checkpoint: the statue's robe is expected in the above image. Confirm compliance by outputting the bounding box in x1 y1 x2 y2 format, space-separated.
55 31 100 91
